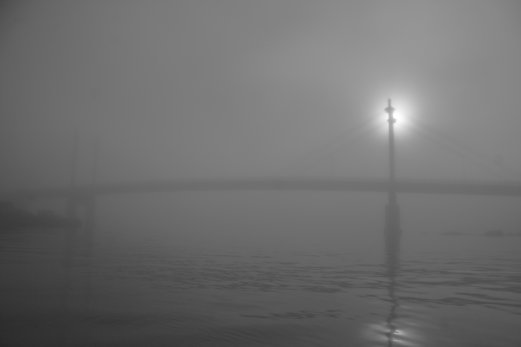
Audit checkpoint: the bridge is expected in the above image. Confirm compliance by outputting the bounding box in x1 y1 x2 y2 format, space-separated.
2 99 520 243
4 177 521 199
2 100 519 266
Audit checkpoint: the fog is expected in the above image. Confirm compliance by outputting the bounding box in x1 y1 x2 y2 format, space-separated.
3 3 521 346
1 1 521 247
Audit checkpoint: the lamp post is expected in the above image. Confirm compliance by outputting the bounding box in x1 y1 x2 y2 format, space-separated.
384 99 401 267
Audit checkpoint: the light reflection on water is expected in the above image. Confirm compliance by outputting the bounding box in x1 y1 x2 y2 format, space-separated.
0 230 521 346
362 232 427 347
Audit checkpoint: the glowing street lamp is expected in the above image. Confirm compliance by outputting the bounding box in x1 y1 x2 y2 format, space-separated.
384 99 401 266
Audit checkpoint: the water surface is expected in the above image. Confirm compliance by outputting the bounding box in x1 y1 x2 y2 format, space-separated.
1 230 520 346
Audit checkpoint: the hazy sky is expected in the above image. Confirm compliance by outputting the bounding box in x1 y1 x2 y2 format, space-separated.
1 1 520 242
2 0 521 186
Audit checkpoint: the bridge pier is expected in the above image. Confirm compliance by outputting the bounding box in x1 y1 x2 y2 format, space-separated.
65 194 97 255
385 198 401 266
64 197 79 266
63 194 97 310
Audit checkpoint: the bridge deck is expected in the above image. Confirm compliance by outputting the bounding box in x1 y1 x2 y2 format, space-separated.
3 178 521 199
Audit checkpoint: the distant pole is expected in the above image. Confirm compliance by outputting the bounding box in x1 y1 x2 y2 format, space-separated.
384 99 401 265
66 129 79 220
63 128 80 312
69 129 79 190
91 134 100 186
85 134 100 250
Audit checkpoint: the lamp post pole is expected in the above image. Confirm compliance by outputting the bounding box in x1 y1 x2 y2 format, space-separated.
385 99 401 266
386 99 397 204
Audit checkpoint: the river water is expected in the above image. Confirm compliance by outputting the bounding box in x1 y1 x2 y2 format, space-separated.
1 229 520 346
